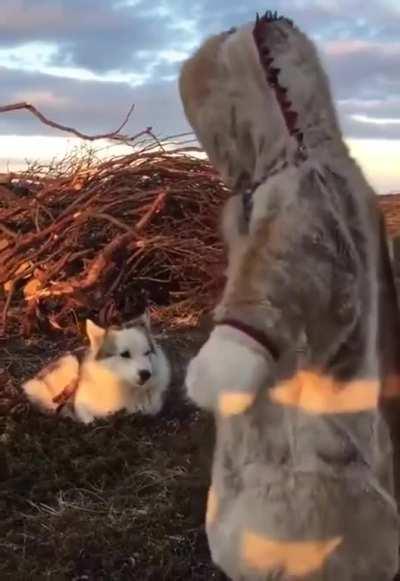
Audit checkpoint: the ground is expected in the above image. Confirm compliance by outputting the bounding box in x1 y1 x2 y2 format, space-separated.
0 327 229 580
2 325 400 581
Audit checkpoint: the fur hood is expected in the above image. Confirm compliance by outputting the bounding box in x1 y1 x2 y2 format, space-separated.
179 13 346 193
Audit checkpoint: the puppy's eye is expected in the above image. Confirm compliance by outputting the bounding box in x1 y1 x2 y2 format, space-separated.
144 349 152 356
120 350 131 359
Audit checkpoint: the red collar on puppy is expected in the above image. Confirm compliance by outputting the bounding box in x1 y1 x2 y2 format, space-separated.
53 378 80 414
52 347 85 415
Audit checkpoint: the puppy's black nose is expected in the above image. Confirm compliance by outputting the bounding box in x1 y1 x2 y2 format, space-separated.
138 369 151 384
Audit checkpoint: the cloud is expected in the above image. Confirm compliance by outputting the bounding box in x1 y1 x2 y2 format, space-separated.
0 0 400 142
0 67 190 138
319 39 400 139
341 116 400 140
0 0 192 74
323 40 400 98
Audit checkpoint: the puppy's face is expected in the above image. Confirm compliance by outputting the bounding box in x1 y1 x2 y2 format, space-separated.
86 315 155 387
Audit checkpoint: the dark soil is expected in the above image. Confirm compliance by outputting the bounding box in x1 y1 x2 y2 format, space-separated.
0 327 228 580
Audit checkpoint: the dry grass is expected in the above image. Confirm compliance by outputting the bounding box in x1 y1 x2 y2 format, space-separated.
0 328 228 580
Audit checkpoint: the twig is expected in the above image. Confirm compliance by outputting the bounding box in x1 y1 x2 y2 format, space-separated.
135 190 167 231
0 223 18 239
0 101 136 142
1 279 15 333
91 212 133 233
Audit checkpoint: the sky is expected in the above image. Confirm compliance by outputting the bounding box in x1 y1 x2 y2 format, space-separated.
0 0 399 193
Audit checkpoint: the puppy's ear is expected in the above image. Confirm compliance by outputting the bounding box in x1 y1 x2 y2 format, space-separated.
86 319 106 354
135 309 151 331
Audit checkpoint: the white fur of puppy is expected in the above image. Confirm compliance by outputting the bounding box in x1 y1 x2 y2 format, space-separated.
185 324 271 413
22 313 171 424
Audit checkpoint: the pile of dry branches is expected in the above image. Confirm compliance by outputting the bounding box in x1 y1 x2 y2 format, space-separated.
378 193 400 238
0 145 228 337
1 102 398 339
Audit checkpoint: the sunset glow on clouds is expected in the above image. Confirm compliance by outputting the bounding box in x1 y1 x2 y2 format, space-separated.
0 0 399 193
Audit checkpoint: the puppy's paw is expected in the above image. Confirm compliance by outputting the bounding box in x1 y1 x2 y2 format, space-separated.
73 402 95 424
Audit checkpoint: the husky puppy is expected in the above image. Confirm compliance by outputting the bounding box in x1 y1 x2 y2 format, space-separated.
180 13 400 581
22 313 171 424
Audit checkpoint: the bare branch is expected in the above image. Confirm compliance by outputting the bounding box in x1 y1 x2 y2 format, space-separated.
0 101 136 142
